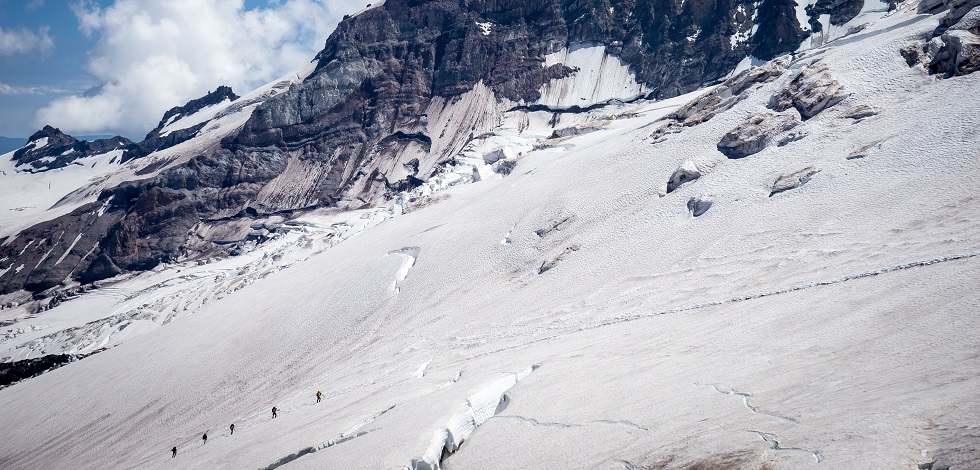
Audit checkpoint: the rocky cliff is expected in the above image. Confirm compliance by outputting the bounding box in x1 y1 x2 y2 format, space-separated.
1 0 875 295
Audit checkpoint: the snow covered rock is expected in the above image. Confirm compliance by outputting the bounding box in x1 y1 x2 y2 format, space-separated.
145 86 239 140
651 59 787 141
687 196 713 217
10 126 131 172
907 0 980 76
717 111 800 159
769 167 820 196
121 86 240 163
768 62 848 119
667 161 703 193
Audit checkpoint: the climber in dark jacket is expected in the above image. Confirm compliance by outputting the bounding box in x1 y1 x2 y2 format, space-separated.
272 406 278 418
202 432 208 444
171 446 177 458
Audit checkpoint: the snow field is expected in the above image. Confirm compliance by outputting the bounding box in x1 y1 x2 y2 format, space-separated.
1 4 980 470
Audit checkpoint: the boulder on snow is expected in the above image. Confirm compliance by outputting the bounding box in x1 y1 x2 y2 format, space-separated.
938 28 980 75
768 62 848 119
769 167 820 196
843 104 880 120
667 161 702 193
687 196 713 217
717 111 800 159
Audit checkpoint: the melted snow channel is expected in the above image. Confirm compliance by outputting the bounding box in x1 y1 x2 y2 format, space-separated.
536 44 647 108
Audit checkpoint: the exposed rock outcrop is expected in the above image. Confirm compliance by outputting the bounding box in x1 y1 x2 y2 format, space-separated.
650 58 788 141
805 0 868 33
145 86 239 140
904 0 980 76
10 126 131 172
717 111 799 158
667 161 702 193
768 62 848 119
687 196 713 217
770 167 820 196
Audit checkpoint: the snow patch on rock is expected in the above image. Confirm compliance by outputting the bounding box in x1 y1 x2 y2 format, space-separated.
536 44 648 108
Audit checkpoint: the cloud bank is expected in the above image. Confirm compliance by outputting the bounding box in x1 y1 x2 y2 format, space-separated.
37 0 359 138
0 83 68 95
0 26 54 56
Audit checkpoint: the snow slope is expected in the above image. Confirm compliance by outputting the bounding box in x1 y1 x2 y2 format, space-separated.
1 3 980 470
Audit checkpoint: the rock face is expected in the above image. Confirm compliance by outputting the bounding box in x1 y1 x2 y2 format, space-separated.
805 0 868 33
0 0 829 295
904 0 980 76
10 126 131 172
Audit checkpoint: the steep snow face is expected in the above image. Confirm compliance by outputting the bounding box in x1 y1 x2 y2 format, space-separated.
156 99 234 138
536 44 648 108
2 4 980 470
0 148 125 240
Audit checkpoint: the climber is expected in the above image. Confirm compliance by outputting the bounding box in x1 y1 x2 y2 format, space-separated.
316 390 322 403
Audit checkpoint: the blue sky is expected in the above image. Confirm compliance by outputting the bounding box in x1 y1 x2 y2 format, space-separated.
0 0 359 140
0 0 101 138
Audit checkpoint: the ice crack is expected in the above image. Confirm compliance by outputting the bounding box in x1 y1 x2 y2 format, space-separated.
258 405 395 470
701 383 798 424
407 365 539 470
495 415 580 428
751 431 822 463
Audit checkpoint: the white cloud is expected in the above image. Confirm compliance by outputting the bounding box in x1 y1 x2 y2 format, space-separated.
38 0 360 137
0 26 54 56
0 83 69 95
